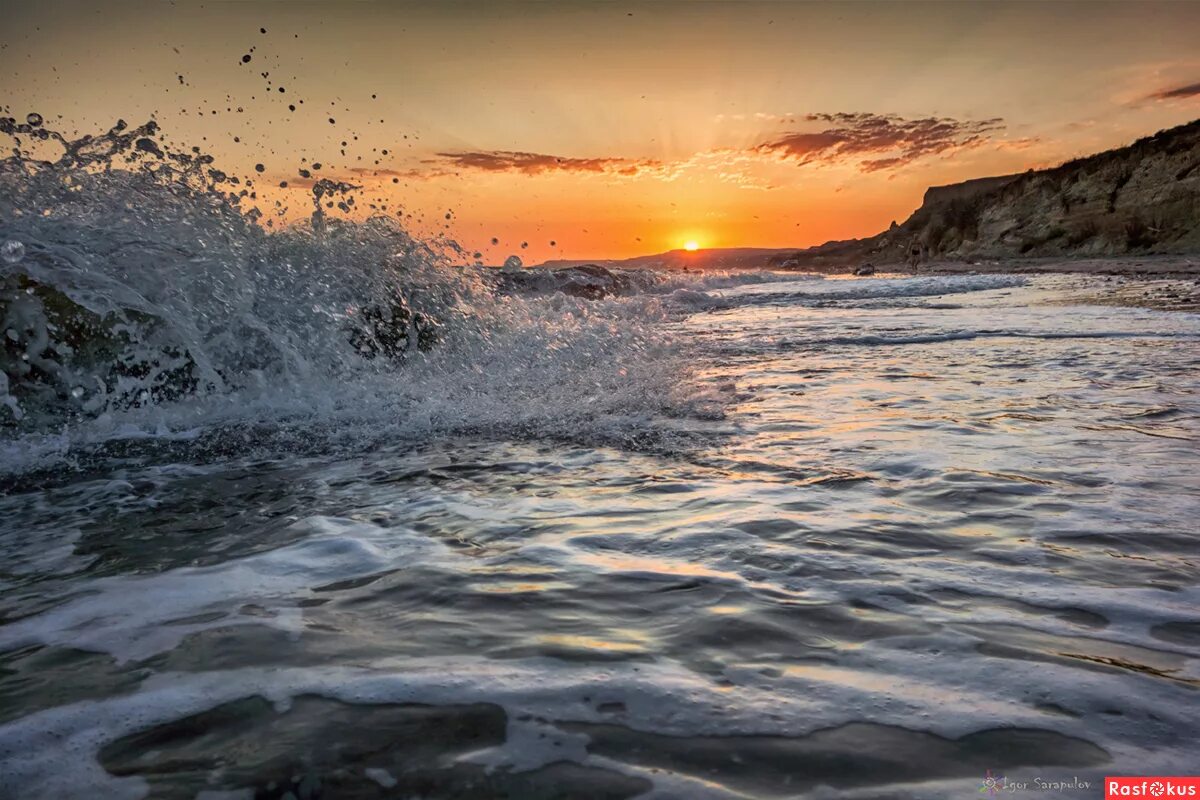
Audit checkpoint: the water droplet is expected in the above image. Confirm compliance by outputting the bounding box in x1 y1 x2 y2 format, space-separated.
70 386 85 399
502 255 523 271
26 112 43 127
1 239 25 264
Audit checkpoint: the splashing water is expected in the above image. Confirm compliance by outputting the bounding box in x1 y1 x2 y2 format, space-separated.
0 119 726 473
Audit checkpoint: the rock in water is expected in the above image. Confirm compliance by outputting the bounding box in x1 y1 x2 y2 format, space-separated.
486 264 639 300
1 273 200 425
346 292 440 360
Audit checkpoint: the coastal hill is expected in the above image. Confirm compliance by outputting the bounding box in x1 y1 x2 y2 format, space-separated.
540 118 1200 271
540 247 800 271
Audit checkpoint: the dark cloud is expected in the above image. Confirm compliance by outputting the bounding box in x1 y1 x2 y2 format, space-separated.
755 112 1004 172
1147 81 1200 101
429 150 664 176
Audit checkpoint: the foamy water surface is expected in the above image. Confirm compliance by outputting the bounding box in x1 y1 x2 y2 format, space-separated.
2 268 1198 799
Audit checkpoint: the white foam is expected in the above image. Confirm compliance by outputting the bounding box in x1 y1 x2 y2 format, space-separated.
714 273 1028 305
362 768 397 788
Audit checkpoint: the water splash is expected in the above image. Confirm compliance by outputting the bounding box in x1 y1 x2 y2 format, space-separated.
0 119 726 473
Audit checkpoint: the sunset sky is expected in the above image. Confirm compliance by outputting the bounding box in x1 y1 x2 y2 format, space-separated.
3 0 1200 264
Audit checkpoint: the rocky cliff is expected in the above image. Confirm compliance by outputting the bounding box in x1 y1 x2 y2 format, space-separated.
866 118 1200 264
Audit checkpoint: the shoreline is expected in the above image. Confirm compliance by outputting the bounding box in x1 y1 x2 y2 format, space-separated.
897 256 1200 311
904 254 1200 278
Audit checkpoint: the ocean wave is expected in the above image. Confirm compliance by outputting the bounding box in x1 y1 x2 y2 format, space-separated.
719 273 1028 307
0 120 728 472
790 329 1200 348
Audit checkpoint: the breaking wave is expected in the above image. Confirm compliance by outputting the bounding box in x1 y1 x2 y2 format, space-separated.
0 119 729 474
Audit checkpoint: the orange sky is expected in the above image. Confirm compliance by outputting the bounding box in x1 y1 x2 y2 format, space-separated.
3 1 1199 264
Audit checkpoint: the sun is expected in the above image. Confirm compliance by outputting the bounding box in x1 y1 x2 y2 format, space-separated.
684 241 700 251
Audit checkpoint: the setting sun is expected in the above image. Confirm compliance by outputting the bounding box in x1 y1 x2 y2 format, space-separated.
684 241 700 251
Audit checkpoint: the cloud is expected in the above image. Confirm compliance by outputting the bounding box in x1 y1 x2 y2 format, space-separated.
410 112 1006 183
1146 80 1200 101
346 166 434 181
755 112 1005 172
429 149 667 177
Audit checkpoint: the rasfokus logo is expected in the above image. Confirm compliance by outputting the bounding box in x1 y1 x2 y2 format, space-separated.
1106 778 1200 798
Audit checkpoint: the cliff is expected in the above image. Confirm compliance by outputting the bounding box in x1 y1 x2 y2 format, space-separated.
858 118 1200 264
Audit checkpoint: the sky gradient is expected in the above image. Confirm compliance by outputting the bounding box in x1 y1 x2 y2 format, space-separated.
4 0 1200 264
